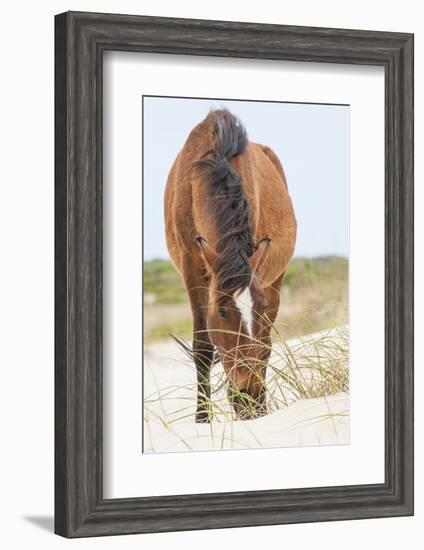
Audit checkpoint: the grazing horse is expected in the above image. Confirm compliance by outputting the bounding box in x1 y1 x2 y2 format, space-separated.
164 109 296 422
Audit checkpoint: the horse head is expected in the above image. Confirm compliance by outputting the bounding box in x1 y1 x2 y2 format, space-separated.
197 236 273 419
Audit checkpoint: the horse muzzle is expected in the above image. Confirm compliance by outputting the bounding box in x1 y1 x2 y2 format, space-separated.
230 388 267 420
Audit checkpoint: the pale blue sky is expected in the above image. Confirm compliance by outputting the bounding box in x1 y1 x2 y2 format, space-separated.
143 96 349 260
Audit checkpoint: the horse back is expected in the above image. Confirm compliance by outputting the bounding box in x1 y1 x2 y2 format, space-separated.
164 116 215 277
231 142 296 286
164 118 296 287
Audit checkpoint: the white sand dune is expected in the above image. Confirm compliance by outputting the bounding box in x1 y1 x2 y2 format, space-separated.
143 328 349 454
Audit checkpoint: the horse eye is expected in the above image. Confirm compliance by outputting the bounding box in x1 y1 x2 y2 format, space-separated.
218 306 228 319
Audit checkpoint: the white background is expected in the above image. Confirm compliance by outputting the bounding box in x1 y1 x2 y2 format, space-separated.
0 1 420 549
104 53 384 497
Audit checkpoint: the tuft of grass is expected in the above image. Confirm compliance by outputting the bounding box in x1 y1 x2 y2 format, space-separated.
144 323 349 427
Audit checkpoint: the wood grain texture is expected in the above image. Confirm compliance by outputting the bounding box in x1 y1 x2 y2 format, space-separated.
54 11 414 538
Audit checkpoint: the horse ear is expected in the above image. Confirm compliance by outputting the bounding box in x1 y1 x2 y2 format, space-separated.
196 236 218 270
250 237 271 274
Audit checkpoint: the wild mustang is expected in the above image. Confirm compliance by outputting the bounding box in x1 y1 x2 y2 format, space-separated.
165 109 296 422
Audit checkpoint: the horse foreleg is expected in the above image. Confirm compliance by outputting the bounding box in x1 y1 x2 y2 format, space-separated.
193 329 214 423
185 278 215 423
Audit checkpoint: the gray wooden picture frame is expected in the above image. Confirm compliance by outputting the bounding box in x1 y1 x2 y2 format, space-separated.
54 11 414 538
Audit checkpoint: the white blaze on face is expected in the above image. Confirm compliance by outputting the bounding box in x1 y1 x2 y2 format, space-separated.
234 287 254 337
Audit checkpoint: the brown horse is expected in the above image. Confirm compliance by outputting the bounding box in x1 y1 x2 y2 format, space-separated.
164 109 296 422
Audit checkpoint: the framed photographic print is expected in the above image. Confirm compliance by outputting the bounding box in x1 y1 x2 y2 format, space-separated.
55 11 414 537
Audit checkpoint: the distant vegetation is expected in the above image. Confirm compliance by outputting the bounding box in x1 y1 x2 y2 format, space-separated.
144 259 187 304
144 256 348 342
274 256 348 339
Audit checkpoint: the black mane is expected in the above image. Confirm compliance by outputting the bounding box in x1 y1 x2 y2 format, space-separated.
195 109 254 298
